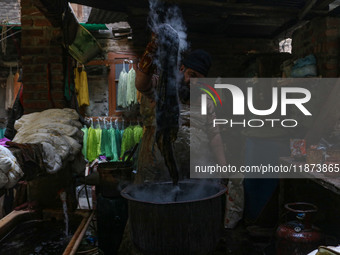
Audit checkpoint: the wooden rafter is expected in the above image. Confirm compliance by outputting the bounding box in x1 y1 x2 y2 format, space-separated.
299 0 318 20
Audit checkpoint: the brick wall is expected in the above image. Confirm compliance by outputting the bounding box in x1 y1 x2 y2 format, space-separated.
292 17 340 77
21 0 66 113
0 0 21 125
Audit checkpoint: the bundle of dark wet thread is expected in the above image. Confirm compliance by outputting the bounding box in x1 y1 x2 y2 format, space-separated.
147 0 188 185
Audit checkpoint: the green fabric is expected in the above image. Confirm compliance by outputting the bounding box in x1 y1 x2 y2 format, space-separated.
87 126 102 162
120 126 135 160
0 24 107 32
133 125 143 144
95 126 102 156
100 128 113 158
116 129 123 158
80 23 108 31
109 128 119 161
81 126 88 160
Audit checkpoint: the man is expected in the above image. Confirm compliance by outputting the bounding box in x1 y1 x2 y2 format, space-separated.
118 37 241 255
134 36 227 184
134 38 244 229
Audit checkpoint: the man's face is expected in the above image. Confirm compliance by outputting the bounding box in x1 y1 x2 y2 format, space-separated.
178 65 205 103
180 65 205 86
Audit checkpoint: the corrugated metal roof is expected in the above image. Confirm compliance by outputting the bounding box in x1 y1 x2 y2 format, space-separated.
68 0 338 42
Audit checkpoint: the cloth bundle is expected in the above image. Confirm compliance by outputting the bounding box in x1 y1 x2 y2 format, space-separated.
12 108 83 174
0 145 24 188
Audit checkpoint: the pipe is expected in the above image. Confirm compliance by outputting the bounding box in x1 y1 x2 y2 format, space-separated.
63 210 94 255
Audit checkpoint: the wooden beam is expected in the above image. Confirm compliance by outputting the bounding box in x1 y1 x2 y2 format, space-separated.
175 0 326 16
177 1 298 13
272 19 308 39
314 0 336 10
223 17 290 27
299 0 318 20
68 0 323 16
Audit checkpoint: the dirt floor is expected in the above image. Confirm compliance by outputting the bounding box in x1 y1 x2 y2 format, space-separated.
212 222 276 255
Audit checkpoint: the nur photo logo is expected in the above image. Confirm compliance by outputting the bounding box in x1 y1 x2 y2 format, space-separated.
197 80 312 128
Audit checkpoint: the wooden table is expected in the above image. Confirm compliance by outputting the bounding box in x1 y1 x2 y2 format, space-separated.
279 157 340 195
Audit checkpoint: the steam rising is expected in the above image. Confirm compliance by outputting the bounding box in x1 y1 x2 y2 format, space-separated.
124 180 224 203
148 0 189 70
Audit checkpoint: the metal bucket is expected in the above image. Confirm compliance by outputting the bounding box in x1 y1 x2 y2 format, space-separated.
97 161 133 198
121 180 226 255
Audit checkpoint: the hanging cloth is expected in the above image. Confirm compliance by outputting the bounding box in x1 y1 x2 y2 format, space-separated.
120 126 135 160
108 127 119 161
81 126 88 160
0 128 6 139
126 66 136 107
117 65 128 108
13 71 22 103
74 67 90 107
5 68 14 110
133 125 143 144
115 128 122 159
87 126 102 162
100 127 113 159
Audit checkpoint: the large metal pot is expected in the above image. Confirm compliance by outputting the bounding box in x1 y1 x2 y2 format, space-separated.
97 161 133 198
121 180 226 255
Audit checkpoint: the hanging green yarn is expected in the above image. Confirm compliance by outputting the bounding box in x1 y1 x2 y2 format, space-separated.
133 125 143 144
87 127 102 162
109 127 119 161
81 126 88 160
120 126 135 161
100 128 113 158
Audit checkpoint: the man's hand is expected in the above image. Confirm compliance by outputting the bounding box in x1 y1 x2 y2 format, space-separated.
138 33 158 75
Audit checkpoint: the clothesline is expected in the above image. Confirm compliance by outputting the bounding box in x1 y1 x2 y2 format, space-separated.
85 116 142 123
85 116 142 132
82 120 143 162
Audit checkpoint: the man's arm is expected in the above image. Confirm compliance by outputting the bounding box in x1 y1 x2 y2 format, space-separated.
206 99 228 166
135 35 157 99
210 133 227 166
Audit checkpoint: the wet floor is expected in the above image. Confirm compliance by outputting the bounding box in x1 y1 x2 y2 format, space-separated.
0 219 75 255
212 222 276 255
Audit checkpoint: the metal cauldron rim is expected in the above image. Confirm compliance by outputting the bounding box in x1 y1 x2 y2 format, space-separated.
120 180 227 205
284 202 318 213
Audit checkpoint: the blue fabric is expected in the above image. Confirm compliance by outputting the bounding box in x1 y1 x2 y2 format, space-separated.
0 128 5 139
244 137 290 221
292 54 316 69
